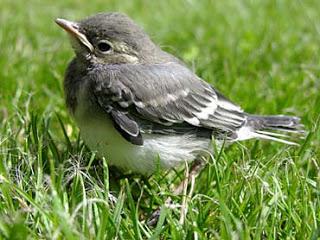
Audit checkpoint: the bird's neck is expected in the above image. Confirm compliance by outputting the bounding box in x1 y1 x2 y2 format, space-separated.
64 57 90 114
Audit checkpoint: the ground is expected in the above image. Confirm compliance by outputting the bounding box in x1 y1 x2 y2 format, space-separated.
0 0 319 239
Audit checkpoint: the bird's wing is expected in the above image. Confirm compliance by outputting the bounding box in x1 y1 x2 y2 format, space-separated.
110 109 143 145
90 62 246 144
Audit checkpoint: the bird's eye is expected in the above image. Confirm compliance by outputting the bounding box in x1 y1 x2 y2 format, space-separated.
97 41 112 53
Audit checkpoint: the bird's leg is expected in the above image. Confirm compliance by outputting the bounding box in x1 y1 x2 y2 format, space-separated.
173 158 206 195
147 157 206 226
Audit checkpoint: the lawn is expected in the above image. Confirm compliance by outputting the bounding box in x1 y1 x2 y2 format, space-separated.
0 0 319 239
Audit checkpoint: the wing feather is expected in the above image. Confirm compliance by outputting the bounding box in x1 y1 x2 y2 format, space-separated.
90 62 246 138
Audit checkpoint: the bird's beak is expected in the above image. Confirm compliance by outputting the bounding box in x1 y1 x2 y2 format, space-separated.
55 18 94 52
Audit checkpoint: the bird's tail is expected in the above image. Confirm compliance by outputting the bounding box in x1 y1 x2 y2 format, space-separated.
235 114 305 145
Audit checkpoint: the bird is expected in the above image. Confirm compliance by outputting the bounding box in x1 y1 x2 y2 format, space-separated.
55 12 304 176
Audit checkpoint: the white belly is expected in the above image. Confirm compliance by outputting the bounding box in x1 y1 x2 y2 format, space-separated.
74 106 210 175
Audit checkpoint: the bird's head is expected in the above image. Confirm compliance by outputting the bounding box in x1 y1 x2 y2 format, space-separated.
55 12 159 64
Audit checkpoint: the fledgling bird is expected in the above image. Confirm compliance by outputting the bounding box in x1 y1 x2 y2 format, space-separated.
55 12 304 175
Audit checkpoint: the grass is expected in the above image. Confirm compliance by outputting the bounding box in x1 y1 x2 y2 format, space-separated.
0 0 319 239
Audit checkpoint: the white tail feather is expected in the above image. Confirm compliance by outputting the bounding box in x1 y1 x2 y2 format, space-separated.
235 126 299 145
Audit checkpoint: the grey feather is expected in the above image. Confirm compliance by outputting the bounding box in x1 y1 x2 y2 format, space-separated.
90 62 246 137
111 109 143 145
246 115 304 132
